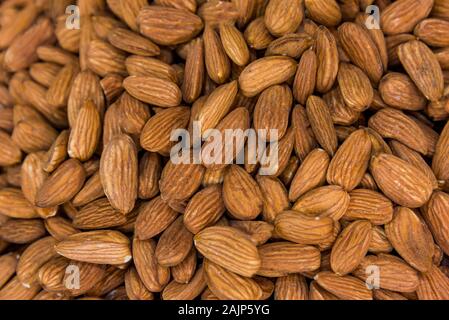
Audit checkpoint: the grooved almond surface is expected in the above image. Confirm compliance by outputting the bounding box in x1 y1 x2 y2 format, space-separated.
385 207 434 273
370 153 434 208
194 226 261 277
100 134 138 214
56 230 132 265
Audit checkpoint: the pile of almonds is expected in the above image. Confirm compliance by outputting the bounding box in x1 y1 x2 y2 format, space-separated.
1 0 449 301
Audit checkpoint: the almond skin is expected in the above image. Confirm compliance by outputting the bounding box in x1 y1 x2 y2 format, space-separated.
171 248 197 284
306 96 338 156
0 188 38 219
223 165 264 220
244 17 274 50
125 55 178 82
0 130 22 166
138 6 203 46
55 230 132 265
35 159 86 208
159 160 205 203
0 253 18 289
353 254 419 293
390 140 438 190
140 107 190 154
381 0 434 35
432 120 449 180
229 220 274 246
417 264 449 300
162 265 206 300
203 24 231 85
2 0 449 303
253 85 292 142
100 134 138 214
73 198 127 230
4 18 54 72
379 72 427 111
422 191 449 256
343 189 394 225
125 267 154 301
398 40 444 102
201 107 251 171
370 153 434 208
184 185 226 234
337 63 373 112
338 22 384 84
239 56 297 97
330 220 372 276
44 216 80 241
414 18 449 47
17 236 57 287
292 105 317 161
194 226 261 277
369 108 429 155
132 238 170 292
289 148 330 202
266 33 313 59
257 176 290 224
135 196 178 240
108 27 160 56
195 80 238 136
304 0 341 27
264 0 303 36
327 128 372 191
292 185 350 221
156 216 193 267
204 260 263 300
123 75 182 108
257 242 321 277
293 49 317 106
138 152 161 200
68 100 101 162
72 171 105 207
219 22 250 67
0 219 45 244
385 207 434 273
182 37 204 103
275 274 309 300
315 26 339 94
275 210 334 245
315 271 373 300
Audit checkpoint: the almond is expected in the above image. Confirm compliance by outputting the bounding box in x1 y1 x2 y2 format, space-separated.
275 210 334 245
194 226 261 277
398 40 444 102
35 159 86 208
385 207 434 273
315 271 373 300
330 220 372 275
56 230 132 265
239 56 297 97
100 134 138 214
370 153 434 208
257 242 321 277
138 6 203 46
223 165 263 220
